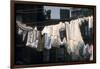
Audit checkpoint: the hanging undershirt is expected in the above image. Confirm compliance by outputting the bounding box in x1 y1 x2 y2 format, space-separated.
65 19 84 54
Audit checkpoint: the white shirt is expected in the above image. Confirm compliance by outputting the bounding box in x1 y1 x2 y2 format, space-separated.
89 16 93 29
65 20 84 54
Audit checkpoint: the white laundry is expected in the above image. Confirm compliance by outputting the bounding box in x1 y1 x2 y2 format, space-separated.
52 24 59 37
42 25 53 49
44 33 52 49
88 44 93 61
73 19 83 41
22 31 27 41
16 20 33 31
42 24 59 48
26 30 34 46
17 27 27 42
59 37 67 46
16 20 33 42
59 22 66 31
83 44 89 55
26 27 39 48
18 28 23 35
31 40 38 48
52 22 66 47
58 22 67 47
89 16 93 29
65 19 84 54
42 25 53 37
65 21 70 41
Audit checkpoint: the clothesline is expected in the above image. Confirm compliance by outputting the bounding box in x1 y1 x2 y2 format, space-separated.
16 15 93 32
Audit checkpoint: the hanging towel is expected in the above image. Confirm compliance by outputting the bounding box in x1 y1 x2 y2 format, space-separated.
26 27 38 48
26 30 34 46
